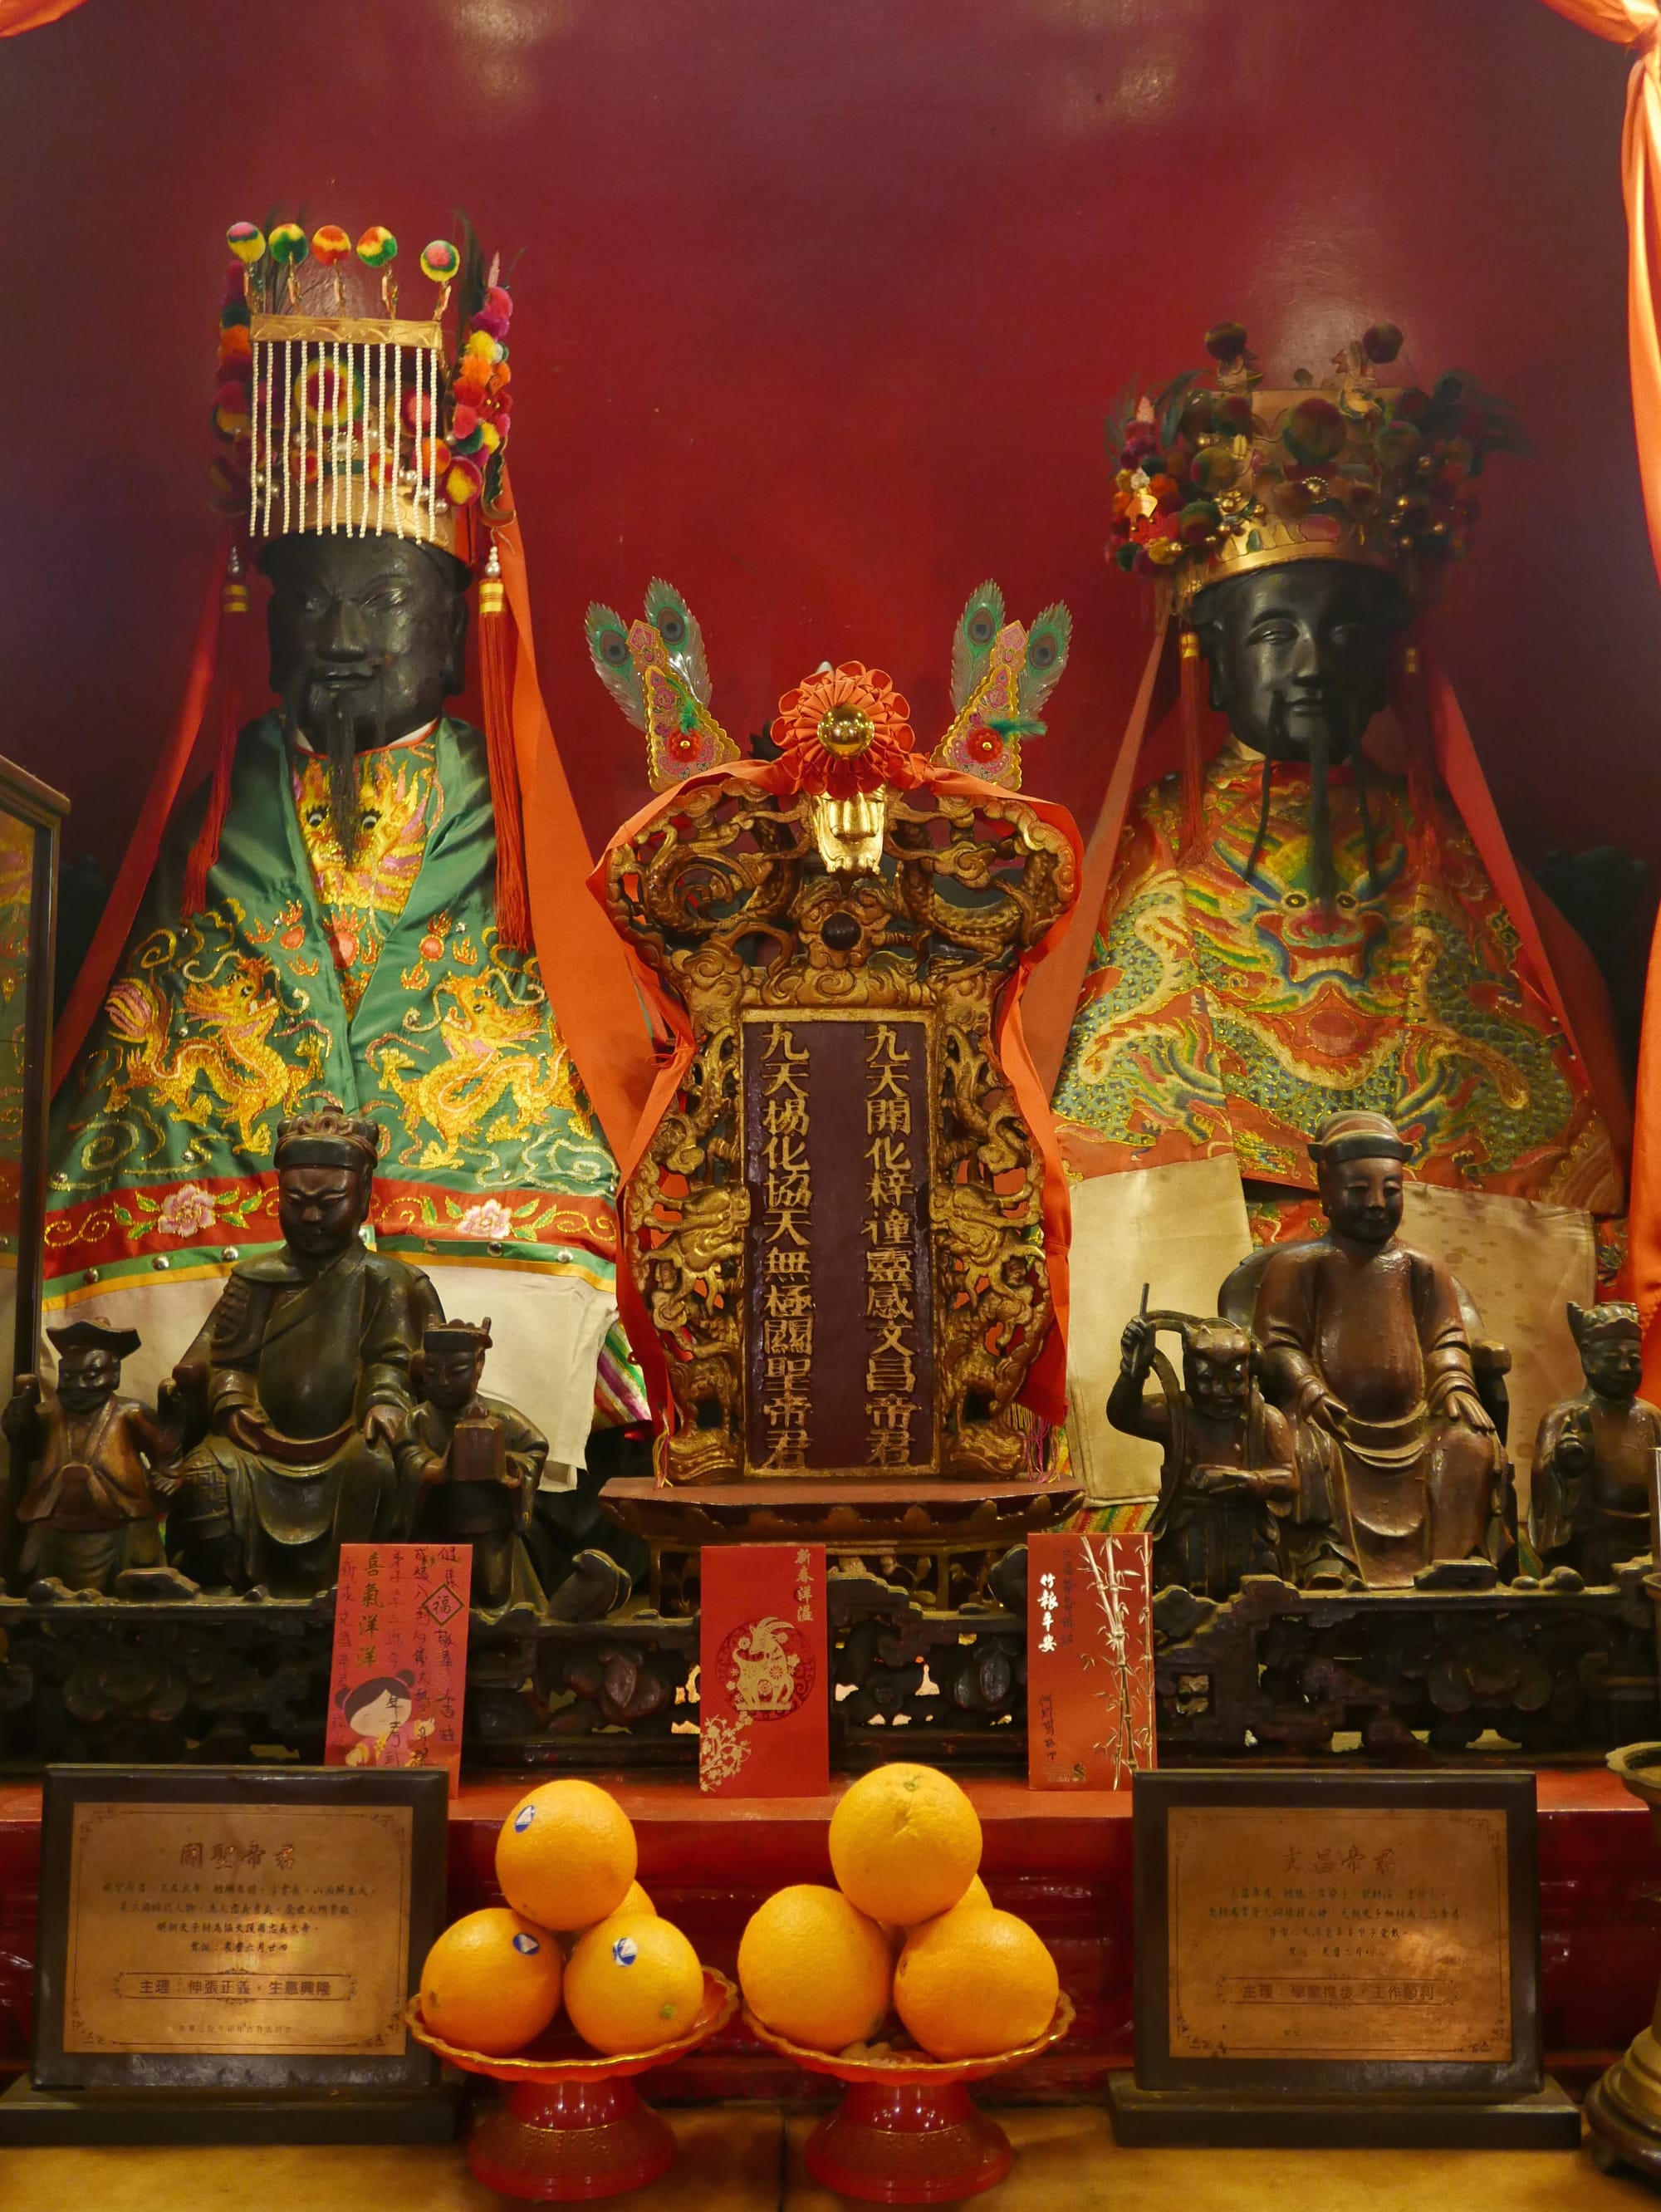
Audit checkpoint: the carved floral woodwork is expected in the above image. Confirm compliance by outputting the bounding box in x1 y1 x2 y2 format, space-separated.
600 773 1075 1484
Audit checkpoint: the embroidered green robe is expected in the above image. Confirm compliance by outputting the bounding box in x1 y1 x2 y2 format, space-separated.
47 714 638 1458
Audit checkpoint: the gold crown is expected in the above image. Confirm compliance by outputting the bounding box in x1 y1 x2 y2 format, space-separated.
211 221 515 560
1107 322 1523 611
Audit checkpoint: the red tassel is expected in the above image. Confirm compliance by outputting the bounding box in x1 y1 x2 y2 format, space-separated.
1388 629 1439 877
1177 626 1206 863
181 546 249 918
478 545 532 952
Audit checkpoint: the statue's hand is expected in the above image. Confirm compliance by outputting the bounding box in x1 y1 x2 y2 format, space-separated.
1 1374 40 1440
1120 1315 1155 1380
1295 1378 1344 1432
1439 1384 1497 1436
1556 1410 1595 1469
1189 1464 1254 1498
361 1404 403 1454
224 1403 267 1452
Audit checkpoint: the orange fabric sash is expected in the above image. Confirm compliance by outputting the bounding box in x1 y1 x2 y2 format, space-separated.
482 495 662 1152
586 757 1082 1453
52 545 228 1089
0 0 90 31
1538 0 1661 586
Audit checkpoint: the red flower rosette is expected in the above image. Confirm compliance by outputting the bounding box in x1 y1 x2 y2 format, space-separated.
769 662 923 800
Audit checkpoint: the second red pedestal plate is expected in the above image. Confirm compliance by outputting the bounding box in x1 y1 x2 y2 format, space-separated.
405 1968 737 2202
744 1993 1075 2204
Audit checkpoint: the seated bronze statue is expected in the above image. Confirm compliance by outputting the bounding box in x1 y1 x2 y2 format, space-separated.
1531 1301 1659 1585
1246 1111 1506 1590
1108 1307 1296 1601
3 1317 184 1597
403 1318 549 1616
166 1106 439 1597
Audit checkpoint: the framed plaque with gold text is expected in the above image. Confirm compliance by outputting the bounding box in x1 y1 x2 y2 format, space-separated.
1110 1769 1577 2147
32 1765 448 2092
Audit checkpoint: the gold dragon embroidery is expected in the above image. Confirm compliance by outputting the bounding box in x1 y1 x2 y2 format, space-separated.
372 969 587 1168
102 954 327 1153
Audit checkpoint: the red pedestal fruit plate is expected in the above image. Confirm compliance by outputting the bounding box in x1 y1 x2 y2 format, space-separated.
406 1966 737 2201
744 1992 1075 2204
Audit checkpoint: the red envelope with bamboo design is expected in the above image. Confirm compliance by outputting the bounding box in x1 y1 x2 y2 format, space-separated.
1027 1529 1155 1790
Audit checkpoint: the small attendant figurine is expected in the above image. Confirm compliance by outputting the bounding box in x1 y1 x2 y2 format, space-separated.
1252 1111 1506 1589
335 1669 437 1768
1531 1302 1660 1584
402 1319 549 1614
1108 1304 1296 1600
2 1317 185 1596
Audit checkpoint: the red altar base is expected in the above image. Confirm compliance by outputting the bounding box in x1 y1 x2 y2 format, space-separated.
0 1770 1653 2099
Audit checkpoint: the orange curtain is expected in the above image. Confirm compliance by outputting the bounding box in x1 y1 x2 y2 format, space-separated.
1540 0 1661 582
0 0 89 31
1541 2 1661 1377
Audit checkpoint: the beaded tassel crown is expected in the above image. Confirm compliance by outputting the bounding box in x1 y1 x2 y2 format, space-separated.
208 220 515 558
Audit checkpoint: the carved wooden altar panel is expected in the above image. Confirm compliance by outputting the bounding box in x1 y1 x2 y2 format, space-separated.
602 774 1075 1486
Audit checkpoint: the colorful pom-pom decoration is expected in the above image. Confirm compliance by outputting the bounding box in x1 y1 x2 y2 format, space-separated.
355 224 398 267
268 222 309 266
443 457 483 507
311 223 351 266
419 238 460 285
226 222 267 266
294 356 363 430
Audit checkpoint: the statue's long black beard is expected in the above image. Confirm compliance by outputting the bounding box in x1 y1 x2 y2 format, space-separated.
1240 695 1378 908
282 669 389 857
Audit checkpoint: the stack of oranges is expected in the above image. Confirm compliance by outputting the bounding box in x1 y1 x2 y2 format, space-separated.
417 1778 706 2059
737 1762 1060 2062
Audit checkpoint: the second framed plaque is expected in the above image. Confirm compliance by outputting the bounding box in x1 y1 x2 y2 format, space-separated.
1112 1768 1580 2148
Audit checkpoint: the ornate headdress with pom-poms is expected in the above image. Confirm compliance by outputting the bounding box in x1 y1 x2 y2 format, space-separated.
190 218 532 946
1106 321 1525 610
210 219 514 557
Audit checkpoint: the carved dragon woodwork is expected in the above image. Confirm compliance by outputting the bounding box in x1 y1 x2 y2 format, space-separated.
592 596 1078 1488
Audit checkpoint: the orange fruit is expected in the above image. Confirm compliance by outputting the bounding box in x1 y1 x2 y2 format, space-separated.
829 1763 982 1927
894 1906 1059 2060
907 1871 993 1935
563 1911 705 2056
737 1883 893 2053
496 1778 638 1931
418 1907 562 2057
559 1878 655 1948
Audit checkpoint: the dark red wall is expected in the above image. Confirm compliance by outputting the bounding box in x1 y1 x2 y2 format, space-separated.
2 0 1657 880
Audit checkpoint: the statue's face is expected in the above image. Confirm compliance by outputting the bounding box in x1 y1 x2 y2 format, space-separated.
277 1162 370 1260
57 1346 119 1413
1185 1344 1251 1417
1193 562 1403 764
1319 1153 1404 1248
264 533 468 752
425 1345 484 1412
1581 1327 1644 1401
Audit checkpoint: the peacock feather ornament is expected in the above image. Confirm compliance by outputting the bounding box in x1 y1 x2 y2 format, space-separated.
932 580 1071 791
585 581 739 791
